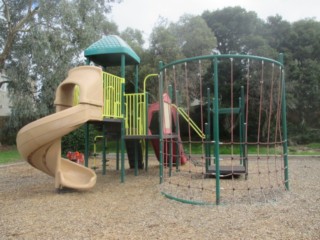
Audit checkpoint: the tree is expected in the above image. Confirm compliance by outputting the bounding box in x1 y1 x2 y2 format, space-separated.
202 7 264 54
0 0 39 90
1 0 120 143
149 17 183 65
173 14 217 58
120 27 145 92
263 15 292 53
148 15 217 103
284 20 320 142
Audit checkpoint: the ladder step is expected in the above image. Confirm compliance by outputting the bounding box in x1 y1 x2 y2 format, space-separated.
217 108 240 115
207 165 246 175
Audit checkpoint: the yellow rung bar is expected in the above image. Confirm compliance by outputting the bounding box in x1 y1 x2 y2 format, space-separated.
124 93 146 136
172 104 205 139
103 72 125 119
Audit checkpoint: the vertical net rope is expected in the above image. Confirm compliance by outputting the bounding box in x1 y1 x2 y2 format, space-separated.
160 55 288 205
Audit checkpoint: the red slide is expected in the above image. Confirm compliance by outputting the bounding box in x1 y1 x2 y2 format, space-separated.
148 94 187 165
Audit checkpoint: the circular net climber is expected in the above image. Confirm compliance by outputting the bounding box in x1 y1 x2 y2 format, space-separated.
157 54 289 205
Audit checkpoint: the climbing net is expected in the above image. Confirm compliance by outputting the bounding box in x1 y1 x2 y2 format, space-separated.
158 54 289 205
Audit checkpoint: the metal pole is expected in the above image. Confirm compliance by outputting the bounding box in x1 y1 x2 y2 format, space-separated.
84 122 89 167
240 86 245 165
159 61 164 184
175 90 180 172
168 85 173 177
213 57 220 205
134 65 139 93
206 88 211 166
116 138 119 171
279 53 289 190
102 123 107 175
134 140 138 176
205 123 210 172
120 54 126 183
145 92 149 171
143 74 158 94
134 64 139 176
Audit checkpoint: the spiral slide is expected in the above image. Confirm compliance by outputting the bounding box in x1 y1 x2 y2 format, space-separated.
16 66 103 190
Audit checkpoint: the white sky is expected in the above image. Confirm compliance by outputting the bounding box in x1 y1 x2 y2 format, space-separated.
111 0 319 42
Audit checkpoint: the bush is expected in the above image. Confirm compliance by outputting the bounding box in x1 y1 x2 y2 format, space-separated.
288 128 320 145
61 124 96 155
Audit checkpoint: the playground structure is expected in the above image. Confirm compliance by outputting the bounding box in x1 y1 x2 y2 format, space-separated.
16 35 289 204
159 54 289 205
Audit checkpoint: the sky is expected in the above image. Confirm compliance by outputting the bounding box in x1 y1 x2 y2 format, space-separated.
110 0 319 41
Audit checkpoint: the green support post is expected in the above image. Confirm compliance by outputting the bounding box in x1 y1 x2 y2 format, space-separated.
239 86 245 166
175 90 180 172
102 123 107 175
159 61 164 184
134 65 139 93
134 64 139 176
134 140 138 176
168 85 173 177
206 88 211 166
116 138 119 171
213 57 220 205
205 123 210 172
279 53 289 190
145 92 149 171
239 96 243 164
120 54 126 183
143 73 159 172
84 122 89 167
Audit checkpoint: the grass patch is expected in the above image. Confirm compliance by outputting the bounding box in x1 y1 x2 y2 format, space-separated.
182 142 320 156
1 142 319 166
93 139 119 153
0 146 21 164
182 143 284 155
288 144 320 155
306 143 320 149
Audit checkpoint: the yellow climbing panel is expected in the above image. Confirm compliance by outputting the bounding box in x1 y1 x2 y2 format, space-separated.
102 72 125 119
124 93 146 136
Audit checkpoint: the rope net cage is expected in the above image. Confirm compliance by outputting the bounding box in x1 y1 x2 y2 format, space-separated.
158 54 289 205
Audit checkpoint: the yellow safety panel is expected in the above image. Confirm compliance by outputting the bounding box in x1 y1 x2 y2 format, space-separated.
124 93 146 136
103 72 125 119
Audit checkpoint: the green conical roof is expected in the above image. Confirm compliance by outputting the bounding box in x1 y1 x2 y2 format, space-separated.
84 35 140 66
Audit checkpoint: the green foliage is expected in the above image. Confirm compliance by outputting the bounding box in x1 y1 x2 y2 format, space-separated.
150 14 217 64
174 15 217 58
1 0 120 143
61 125 96 155
202 7 264 54
289 128 320 145
306 143 320 149
200 8 320 144
1 3 320 145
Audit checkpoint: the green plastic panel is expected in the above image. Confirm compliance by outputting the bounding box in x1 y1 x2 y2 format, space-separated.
84 35 140 66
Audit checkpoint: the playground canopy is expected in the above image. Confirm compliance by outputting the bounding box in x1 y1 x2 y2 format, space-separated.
84 35 140 67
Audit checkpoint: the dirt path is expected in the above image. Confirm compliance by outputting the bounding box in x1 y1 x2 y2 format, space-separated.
1 157 320 239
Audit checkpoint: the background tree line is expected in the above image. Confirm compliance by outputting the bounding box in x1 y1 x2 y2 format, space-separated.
0 1 319 145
